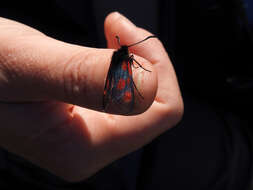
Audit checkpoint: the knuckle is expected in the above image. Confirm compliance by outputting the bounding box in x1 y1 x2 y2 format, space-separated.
174 97 184 123
0 46 23 100
167 96 184 127
62 50 93 102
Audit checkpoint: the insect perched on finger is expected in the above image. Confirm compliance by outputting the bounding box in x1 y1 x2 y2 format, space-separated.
103 35 156 114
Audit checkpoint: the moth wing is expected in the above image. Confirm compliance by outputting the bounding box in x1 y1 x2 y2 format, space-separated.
111 60 135 113
103 67 114 111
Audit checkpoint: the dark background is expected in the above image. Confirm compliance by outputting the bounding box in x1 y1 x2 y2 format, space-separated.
0 0 253 189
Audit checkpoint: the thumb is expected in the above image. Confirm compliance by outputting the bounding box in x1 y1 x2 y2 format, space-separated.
0 17 109 111
0 17 156 114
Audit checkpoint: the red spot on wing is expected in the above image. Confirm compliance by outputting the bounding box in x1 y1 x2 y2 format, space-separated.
127 77 131 85
128 62 132 75
117 78 126 90
123 91 132 102
121 61 127 71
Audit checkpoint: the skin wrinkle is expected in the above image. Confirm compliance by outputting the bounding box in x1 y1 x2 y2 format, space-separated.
80 51 100 106
62 57 72 101
62 49 91 102
73 51 82 97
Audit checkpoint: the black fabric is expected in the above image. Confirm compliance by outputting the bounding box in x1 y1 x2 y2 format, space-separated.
0 0 252 189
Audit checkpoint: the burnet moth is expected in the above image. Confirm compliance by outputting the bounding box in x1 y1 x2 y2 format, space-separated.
103 35 156 114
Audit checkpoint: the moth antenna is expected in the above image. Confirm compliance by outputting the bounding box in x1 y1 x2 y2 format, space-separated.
127 35 156 47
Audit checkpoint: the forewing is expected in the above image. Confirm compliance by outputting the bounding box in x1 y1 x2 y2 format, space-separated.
111 60 135 113
103 65 113 111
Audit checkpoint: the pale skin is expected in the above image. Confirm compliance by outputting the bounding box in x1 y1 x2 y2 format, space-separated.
0 12 183 182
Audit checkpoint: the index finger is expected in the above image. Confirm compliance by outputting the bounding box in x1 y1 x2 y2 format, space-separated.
105 12 182 107
103 12 183 141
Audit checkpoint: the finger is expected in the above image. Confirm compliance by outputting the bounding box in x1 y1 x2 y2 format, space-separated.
104 13 158 114
103 12 183 144
0 17 155 114
105 12 182 106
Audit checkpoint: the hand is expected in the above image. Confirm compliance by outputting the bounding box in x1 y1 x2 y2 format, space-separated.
0 12 183 182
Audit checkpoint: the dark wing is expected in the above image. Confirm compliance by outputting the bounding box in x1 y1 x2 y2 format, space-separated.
103 49 135 114
110 59 135 113
103 63 114 111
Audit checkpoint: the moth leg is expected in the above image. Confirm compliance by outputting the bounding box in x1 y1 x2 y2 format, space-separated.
132 78 144 99
127 56 144 99
132 56 151 72
129 55 139 69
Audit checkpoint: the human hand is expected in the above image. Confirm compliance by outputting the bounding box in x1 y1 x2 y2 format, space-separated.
0 12 183 182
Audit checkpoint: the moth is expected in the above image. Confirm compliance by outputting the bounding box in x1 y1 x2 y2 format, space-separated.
103 35 156 113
